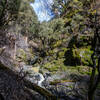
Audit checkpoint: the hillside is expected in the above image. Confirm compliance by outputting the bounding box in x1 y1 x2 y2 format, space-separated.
0 0 100 100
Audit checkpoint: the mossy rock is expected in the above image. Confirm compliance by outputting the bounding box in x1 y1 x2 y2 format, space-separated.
48 48 58 56
29 48 34 58
64 48 81 66
42 59 67 73
31 66 40 73
57 48 68 58
64 46 93 66
52 40 62 48
43 62 59 72
76 66 92 75
16 48 27 62
50 80 75 85
73 46 93 66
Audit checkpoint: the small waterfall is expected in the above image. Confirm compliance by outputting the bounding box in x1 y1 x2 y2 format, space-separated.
35 73 45 87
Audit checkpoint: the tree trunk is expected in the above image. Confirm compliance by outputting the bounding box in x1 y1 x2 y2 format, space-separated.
88 68 96 100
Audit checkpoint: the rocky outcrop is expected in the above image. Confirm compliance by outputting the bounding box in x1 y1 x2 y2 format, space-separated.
0 61 57 100
0 29 58 100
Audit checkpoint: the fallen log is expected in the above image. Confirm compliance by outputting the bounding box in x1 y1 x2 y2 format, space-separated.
50 80 76 85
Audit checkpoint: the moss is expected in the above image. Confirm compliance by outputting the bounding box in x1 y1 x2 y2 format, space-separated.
42 59 67 73
48 66 59 72
77 35 93 47
52 40 62 48
73 46 93 66
29 48 34 57
63 65 92 77
16 48 27 62
48 49 58 56
65 46 93 66
31 67 40 73
57 48 68 58
50 80 75 85
76 66 92 75
43 63 59 72
64 48 81 66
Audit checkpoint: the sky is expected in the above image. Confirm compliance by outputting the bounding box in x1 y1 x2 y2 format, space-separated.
30 0 54 22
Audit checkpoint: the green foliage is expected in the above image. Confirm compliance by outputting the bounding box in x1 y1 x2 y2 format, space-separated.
52 0 94 35
16 0 38 37
77 35 93 47
38 18 67 40
0 0 21 26
0 0 94 76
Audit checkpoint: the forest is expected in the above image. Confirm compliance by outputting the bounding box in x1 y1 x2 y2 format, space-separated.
0 0 100 100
